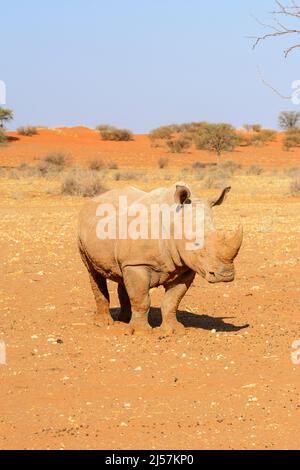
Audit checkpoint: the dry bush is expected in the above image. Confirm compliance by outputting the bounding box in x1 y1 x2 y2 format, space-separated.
284 166 300 178
200 166 232 189
38 152 67 176
89 159 105 171
245 165 264 176
149 126 173 143
192 161 207 170
166 138 190 153
192 161 216 170
283 129 300 151
290 180 300 196
107 161 118 170
99 127 133 141
251 124 262 133
61 169 106 197
17 163 41 178
219 160 242 175
243 124 262 132
202 174 230 189
44 152 67 167
158 157 169 169
114 171 142 181
96 124 115 132
250 130 276 147
17 126 38 136
279 111 300 130
238 134 252 147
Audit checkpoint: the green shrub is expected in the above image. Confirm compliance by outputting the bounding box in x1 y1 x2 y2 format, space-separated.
0 128 7 144
149 126 173 142
0 107 13 129
237 134 252 147
195 123 239 164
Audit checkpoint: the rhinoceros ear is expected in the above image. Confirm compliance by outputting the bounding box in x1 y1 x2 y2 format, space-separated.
174 185 191 205
209 186 231 207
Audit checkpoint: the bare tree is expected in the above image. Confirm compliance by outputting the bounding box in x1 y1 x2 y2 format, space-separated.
279 110 300 129
252 1 300 57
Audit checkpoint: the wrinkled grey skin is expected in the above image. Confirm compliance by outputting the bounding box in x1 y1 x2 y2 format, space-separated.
78 182 243 335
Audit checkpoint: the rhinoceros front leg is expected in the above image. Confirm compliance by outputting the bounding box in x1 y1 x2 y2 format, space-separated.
159 270 196 336
123 266 152 335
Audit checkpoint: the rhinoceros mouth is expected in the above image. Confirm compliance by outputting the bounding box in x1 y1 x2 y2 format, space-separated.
206 271 235 284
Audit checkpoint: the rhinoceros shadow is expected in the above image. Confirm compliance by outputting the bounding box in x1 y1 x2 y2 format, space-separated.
110 307 249 332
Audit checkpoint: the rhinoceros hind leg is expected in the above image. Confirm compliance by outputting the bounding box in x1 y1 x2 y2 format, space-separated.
88 268 112 327
79 244 112 327
117 284 132 323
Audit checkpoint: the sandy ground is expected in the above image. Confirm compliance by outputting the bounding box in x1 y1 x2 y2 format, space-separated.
0 129 300 450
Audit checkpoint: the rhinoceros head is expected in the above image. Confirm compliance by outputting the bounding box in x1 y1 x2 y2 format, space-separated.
174 184 243 283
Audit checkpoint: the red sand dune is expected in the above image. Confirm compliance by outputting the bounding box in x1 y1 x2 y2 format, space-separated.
0 126 299 169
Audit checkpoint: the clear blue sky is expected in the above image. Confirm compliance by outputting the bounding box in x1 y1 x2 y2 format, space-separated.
1 0 299 132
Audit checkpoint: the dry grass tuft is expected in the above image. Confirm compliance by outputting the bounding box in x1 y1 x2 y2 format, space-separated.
61 169 106 197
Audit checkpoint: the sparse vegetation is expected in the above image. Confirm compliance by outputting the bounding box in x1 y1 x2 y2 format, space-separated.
195 123 239 165
243 124 263 133
290 180 300 196
166 138 190 154
61 169 106 197
89 159 105 171
149 126 173 144
107 161 118 170
38 152 67 176
283 128 300 151
99 126 133 141
17 126 38 137
0 128 7 144
0 107 13 129
246 165 264 176
279 111 300 130
95 124 115 132
250 129 276 147
114 171 142 181
158 157 169 169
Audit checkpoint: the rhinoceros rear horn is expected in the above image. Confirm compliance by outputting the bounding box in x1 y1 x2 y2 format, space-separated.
174 185 191 205
221 224 243 260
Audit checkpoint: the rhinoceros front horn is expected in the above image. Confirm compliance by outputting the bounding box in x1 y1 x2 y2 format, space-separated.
220 225 243 261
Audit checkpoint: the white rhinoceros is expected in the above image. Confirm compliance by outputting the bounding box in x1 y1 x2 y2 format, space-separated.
78 182 243 335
